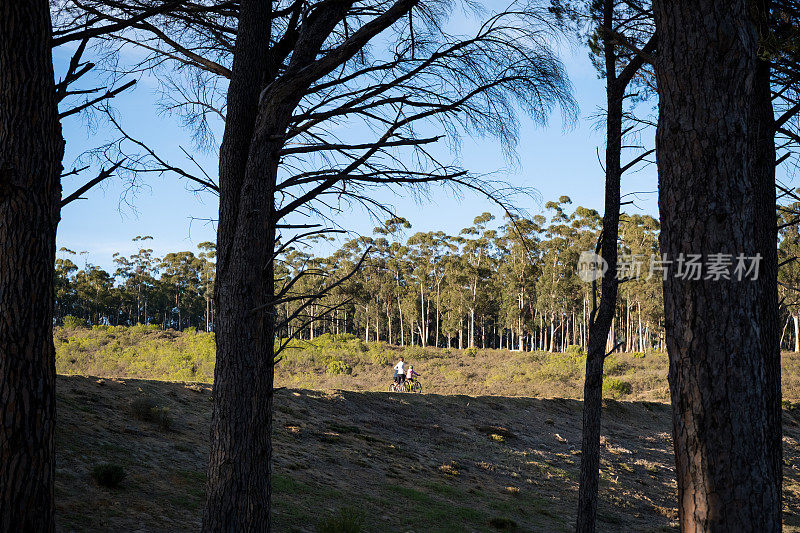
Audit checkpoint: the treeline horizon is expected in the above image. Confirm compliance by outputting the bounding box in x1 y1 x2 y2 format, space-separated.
55 194 800 354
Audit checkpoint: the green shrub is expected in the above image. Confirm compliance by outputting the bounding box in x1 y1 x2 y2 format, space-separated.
329 333 359 343
63 315 86 329
604 358 630 376
603 377 632 399
326 360 352 375
566 344 586 356
464 346 478 357
129 397 172 430
536 353 586 383
631 352 646 359
316 507 365 533
367 348 390 366
55 326 216 381
92 463 126 488
525 351 548 364
488 517 518 530
402 345 437 361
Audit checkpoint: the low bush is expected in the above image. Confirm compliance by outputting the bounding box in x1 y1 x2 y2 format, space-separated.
464 346 478 357
566 344 586 356
367 348 390 366
402 345 438 361
604 358 630 376
129 396 172 430
536 353 586 383
488 517 518 530
62 315 86 329
92 463 126 488
326 360 352 375
603 377 633 399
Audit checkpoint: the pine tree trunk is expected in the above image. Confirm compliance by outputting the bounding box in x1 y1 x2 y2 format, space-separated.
202 1 278 528
752 0 782 514
0 2 63 530
576 23 623 526
653 0 780 528
794 316 799 353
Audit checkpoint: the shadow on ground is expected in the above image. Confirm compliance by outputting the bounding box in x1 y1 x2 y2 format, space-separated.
55 375 800 532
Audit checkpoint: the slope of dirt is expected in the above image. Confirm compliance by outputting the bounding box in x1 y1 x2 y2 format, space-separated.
55 375 800 532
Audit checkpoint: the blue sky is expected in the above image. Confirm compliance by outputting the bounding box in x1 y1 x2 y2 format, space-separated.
55 35 660 272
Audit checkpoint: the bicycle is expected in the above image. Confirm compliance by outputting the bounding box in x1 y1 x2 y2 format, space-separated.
387 381 404 393
404 379 422 393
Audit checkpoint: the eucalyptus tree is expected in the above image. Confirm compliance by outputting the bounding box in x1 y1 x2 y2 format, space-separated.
779 206 800 351
407 231 454 346
617 214 660 352
495 215 541 350
441 251 469 348
113 236 159 324
50 204 678 347
537 197 574 350
568 206 602 347
460 213 498 347
161 251 204 329
197 241 217 331
374 217 412 344
54 249 80 321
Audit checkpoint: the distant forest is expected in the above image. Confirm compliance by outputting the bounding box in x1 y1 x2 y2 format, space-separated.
55 195 800 353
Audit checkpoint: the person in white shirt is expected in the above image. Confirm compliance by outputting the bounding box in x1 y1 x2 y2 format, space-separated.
393 358 406 385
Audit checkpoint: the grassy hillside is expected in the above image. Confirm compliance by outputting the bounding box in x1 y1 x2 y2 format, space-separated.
55 326 800 400
52 327 800 530
54 375 800 531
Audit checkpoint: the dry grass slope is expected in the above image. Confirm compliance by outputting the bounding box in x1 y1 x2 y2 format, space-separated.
56 375 800 532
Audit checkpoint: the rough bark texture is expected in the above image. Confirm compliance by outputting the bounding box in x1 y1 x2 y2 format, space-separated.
575 4 657 529
203 0 421 527
653 0 781 529
0 1 63 530
752 0 783 515
202 1 274 530
575 51 622 533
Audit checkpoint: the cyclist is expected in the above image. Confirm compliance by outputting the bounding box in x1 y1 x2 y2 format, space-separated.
406 365 420 384
393 357 406 386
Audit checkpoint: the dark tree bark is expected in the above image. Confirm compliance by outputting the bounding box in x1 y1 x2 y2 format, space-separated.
752 0 783 516
203 1 416 528
0 1 64 530
576 4 622 526
202 1 274 529
576 3 655 529
653 0 781 529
